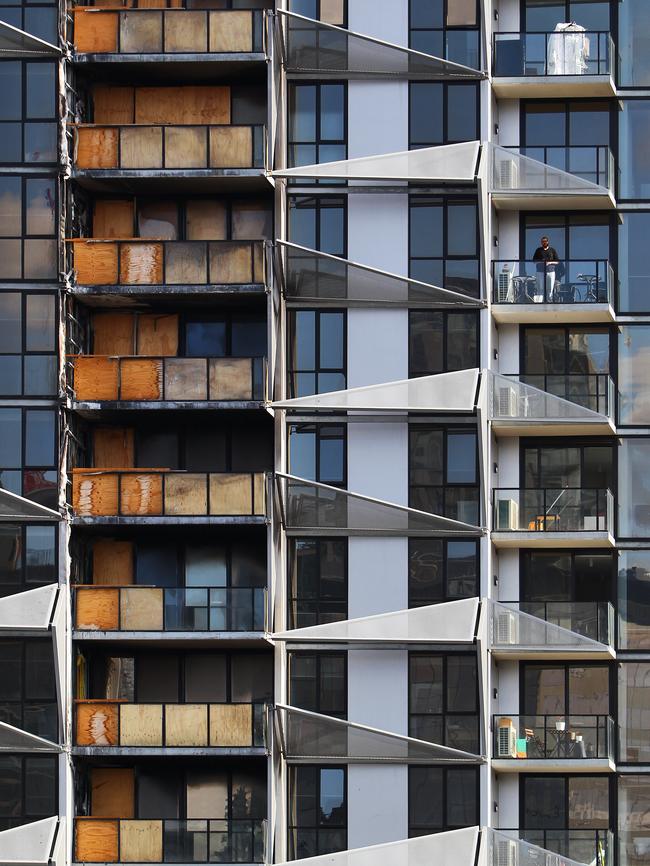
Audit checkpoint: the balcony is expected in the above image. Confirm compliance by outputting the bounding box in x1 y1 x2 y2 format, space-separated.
492 714 615 771
491 259 614 323
71 469 266 523
74 585 266 638
72 8 265 61
69 356 266 407
490 373 615 436
492 488 614 548
73 123 267 189
491 145 615 210
493 30 615 97
490 601 615 660
74 699 265 753
499 830 612 866
67 239 265 290
75 817 265 864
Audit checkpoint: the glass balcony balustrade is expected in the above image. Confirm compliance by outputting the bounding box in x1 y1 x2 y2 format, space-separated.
493 31 613 78
493 488 613 534
499 829 612 866
499 601 614 646
492 714 614 762
492 260 613 306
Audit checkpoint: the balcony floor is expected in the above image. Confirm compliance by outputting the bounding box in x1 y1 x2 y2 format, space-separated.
491 302 615 324
72 746 267 757
72 515 268 527
73 630 270 648
492 190 616 211
491 530 615 549
491 757 615 773
70 400 267 415
72 169 271 195
491 74 616 99
491 419 615 437
491 646 615 661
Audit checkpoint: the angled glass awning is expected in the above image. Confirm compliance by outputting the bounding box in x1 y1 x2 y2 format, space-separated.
276 474 484 536
0 20 60 55
272 140 481 182
274 826 481 866
276 10 484 80
0 720 60 753
0 488 61 521
275 704 483 763
489 372 613 426
272 369 481 413
0 816 61 865
0 583 58 630
275 241 484 307
491 145 612 197
273 598 480 644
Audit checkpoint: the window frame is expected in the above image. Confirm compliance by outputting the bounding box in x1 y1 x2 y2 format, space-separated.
519 773 613 833
519 661 613 717
0 522 58 598
287 194 348 257
0 754 58 830
288 422 347 487
408 309 480 376
0 637 58 741
408 0 481 66
287 764 348 860
287 81 348 187
0 406 58 505
408 765 480 837
287 308 347 398
408 81 480 148
288 650 348 718
408 537 479 607
288 538 348 629
0 59 59 168
0 290 58 397
0 174 59 283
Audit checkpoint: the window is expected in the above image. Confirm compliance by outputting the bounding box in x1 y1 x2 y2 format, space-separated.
0 755 57 830
618 551 650 650
618 439 650 538
289 423 346 486
288 196 346 256
408 538 478 607
288 83 346 180
288 652 346 717
0 62 57 166
409 311 479 376
289 0 346 25
619 776 650 866
619 101 650 201
409 653 479 752
618 213 650 312
523 443 614 493
0 639 57 741
523 0 610 32
288 310 346 397
619 0 650 87
618 326 650 424
618 663 650 762
288 766 346 860
522 213 611 272
408 767 479 836
289 539 347 628
127 197 272 241
0 7 57 45
0 524 56 598
0 176 57 281
0 408 57 508
0 292 57 396
183 313 267 359
409 83 479 148
409 0 480 69
409 426 479 522
523 664 609 716
409 197 479 297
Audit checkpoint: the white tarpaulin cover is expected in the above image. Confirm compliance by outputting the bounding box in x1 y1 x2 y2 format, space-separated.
0 584 58 631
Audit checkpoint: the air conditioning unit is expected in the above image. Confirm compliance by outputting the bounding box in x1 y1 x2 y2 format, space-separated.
495 838 519 866
497 720 518 759
496 610 519 644
497 386 519 417
498 268 514 302
497 498 519 531
499 159 519 190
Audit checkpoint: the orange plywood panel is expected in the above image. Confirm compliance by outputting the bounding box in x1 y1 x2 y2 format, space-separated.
73 473 119 517
76 127 119 169
74 10 119 52
73 356 119 401
120 473 163 515
76 701 119 746
75 819 119 863
93 86 135 123
75 587 120 630
93 539 134 585
93 427 135 468
134 85 230 125
120 358 162 400
91 767 135 817
93 312 135 354
137 313 178 356
93 200 134 238
119 243 163 284
73 241 119 285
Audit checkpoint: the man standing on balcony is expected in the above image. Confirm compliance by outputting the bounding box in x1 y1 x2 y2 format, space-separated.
533 236 560 303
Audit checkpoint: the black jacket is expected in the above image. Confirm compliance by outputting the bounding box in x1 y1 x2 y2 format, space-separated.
533 245 559 262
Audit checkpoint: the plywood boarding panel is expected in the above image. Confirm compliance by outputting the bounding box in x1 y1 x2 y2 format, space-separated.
210 242 252 284
164 242 207 285
120 821 163 863
209 10 252 53
120 126 162 169
119 10 162 52
93 539 134 585
119 243 163 285
253 240 265 283
320 0 345 25
210 473 252 516
93 312 135 355
210 703 252 746
93 200 134 238
137 313 178 355
120 587 163 630
75 587 119 630
73 473 119 517
73 240 119 285
76 127 119 169
186 199 227 240
92 767 135 818
210 126 252 168
76 701 119 746
164 10 207 52
164 473 208 515
164 126 207 169
120 358 162 400
164 358 208 400
74 10 118 53
135 85 230 125
253 472 266 515
119 704 163 746
93 86 135 124
73 356 119 401
120 473 163 515
209 357 252 400
75 819 119 863
93 427 135 467
165 704 208 746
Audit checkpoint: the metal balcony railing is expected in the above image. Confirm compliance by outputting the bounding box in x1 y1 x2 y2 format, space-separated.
493 488 613 534
74 585 267 632
499 601 614 646
495 373 614 418
492 260 613 306
499 829 612 866
493 714 614 761
74 700 266 748
69 355 267 403
493 31 613 78
75 816 266 863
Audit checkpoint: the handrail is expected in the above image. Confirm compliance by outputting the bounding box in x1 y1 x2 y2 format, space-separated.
492 713 614 760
